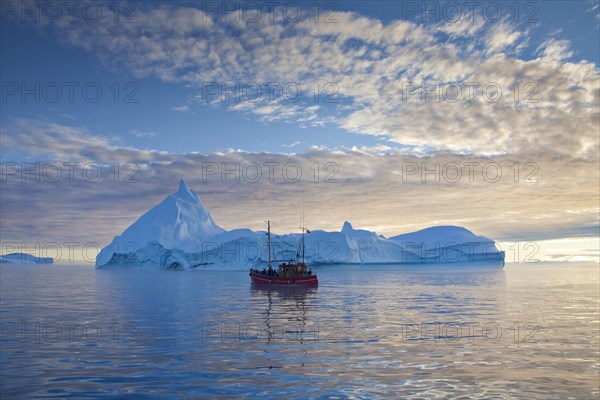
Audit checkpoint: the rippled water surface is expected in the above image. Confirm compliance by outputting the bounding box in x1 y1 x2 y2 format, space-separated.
1 263 598 399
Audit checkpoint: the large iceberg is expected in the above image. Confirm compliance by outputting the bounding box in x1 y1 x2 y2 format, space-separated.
96 179 505 269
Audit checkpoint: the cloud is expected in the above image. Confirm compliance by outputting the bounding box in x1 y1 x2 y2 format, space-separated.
171 105 190 112
283 141 301 148
0 119 173 164
434 13 486 38
1 120 598 255
536 39 574 62
1 4 598 261
483 20 526 55
130 130 159 138
9 2 596 159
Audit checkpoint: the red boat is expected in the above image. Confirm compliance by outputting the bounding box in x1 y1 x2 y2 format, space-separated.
250 221 318 286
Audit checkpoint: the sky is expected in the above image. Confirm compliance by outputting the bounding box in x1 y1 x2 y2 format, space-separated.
0 0 599 263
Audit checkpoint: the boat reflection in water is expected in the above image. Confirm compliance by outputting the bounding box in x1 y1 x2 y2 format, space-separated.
249 284 319 346
250 284 318 301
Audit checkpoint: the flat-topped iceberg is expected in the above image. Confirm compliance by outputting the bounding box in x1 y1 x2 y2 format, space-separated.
96 179 504 269
0 253 54 264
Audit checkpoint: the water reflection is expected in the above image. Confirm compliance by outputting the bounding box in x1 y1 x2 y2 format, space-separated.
249 284 318 345
1 264 598 399
250 284 318 300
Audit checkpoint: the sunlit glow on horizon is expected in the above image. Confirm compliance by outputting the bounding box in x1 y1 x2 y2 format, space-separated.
498 237 600 263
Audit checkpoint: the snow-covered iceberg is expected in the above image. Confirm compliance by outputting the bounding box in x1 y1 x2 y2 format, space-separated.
0 253 54 264
96 179 505 269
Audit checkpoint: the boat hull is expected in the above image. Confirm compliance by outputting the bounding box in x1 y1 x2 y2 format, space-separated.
250 270 318 286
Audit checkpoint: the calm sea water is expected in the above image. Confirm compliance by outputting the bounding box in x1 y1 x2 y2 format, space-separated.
1 263 598 399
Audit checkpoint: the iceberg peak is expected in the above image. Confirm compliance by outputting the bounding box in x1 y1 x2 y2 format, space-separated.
174 178 199 203
95 180 226 266
179 178 189 192
341 221 378 239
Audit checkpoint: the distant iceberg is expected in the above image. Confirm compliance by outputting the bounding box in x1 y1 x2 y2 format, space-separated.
96 179 505 269
0 253 54 264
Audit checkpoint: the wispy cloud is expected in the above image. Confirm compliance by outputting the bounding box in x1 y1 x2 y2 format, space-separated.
536 38 574 62
130 130 159 138
171 105 190 112
483 19 527 55
283 141 301 148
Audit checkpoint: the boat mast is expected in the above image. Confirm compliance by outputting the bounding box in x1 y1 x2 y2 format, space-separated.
267 220 272 271
302 228 305 264
302 193 305 264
